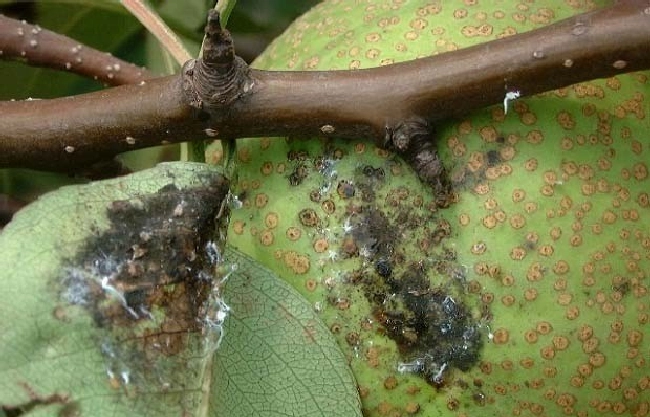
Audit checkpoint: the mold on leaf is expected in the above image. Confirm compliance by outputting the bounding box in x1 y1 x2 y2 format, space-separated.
0 163 246 416
53 168 231 408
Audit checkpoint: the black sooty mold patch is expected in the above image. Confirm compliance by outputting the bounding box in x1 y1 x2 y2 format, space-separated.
353 207 483 385
303 150 485 387
55 171 230 405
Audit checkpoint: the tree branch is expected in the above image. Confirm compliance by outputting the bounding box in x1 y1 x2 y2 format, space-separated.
1 2 649 174
0 14 154 86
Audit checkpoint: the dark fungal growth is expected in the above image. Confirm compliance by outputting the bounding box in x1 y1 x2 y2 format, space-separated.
228 135 488 390
352 207 483 385
74 177 228 328
55 171 230 401
301 154 484 385
381 273 483 379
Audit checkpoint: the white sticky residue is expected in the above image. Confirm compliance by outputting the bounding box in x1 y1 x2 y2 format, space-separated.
318 159 338 195
480 321 495 343
398 358 448 384
430 362 448 384
397 358 425 374
503 90 521 115
202 263 237 353
98 276 138 319
226 191 243 210
101 341 131 387
204 240 223 265
121 369 130 385
138 305 154 320
358 245 375 259
341 215 356 234
60 268 92 305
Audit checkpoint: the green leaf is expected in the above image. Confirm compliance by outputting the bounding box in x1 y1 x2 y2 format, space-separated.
214 247 362 417
0 162 360 416
157 0 212 37
214 0 237 28
0 162 228 416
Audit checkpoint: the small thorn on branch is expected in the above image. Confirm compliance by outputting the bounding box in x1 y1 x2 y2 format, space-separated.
182 9 254 121
386 118 451 208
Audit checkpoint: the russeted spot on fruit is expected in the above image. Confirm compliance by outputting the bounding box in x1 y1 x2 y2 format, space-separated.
298 208 320 227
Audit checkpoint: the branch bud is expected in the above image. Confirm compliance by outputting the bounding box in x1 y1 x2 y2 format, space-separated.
181 9 254 121
386 118 451 207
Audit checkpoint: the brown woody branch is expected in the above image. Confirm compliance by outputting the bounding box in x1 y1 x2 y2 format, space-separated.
0 13 154 86
0 3 649 175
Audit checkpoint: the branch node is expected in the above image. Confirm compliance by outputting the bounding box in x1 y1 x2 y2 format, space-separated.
181 9 254 119
386 118 451 208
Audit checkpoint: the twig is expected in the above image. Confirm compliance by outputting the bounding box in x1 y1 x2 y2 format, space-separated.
0 14 154 86
119 0 195 162
120 0 192 65
0 2 649 174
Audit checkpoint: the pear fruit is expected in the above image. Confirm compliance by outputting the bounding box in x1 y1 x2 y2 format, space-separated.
219 1 649 416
